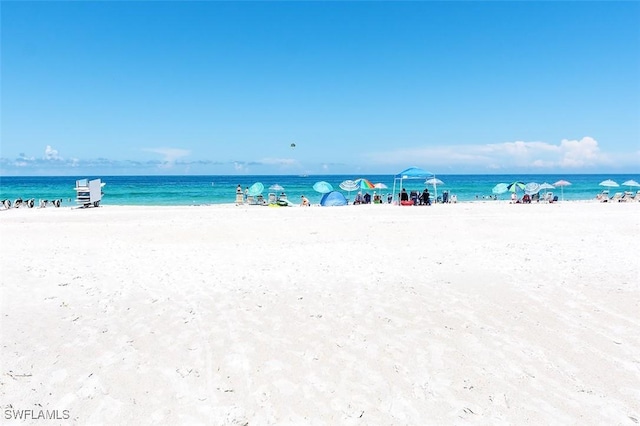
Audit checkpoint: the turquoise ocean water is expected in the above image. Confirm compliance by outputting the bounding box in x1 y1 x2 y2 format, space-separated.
1 174 638 207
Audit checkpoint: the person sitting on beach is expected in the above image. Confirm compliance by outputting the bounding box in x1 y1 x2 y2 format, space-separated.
279 192 287 200
421 188 431 206
363 193 371 204
400 189 409 202
354 191 364 204
510 192 518 203
387 193 392 204
300 195 310 206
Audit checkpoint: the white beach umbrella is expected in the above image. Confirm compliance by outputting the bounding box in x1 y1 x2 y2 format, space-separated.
622 179 640 191
374 182 388 191
425 177 444 201
538 182 555 201
373 183 388 202
539 182 555 190
553 180 571 201
599 179 619 192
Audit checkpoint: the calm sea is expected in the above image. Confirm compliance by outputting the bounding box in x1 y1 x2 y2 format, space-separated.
0 174 638 207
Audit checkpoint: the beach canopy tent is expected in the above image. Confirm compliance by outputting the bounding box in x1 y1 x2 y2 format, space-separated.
392 167 433 204
320 191 348 207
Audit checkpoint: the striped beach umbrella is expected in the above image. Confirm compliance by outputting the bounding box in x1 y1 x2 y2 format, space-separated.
355 178 375 190
507 181 526 193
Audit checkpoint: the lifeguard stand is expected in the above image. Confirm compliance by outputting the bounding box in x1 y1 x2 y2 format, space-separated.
75 179 103 208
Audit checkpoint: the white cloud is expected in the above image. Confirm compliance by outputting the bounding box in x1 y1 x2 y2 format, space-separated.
44 145 63 161
142 148 190 164
366 136 615 171
258 157 299 167
141 148 191 168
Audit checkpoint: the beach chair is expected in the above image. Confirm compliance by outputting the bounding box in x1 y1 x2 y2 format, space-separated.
620 192 634 202
544 192 553 203
609 192 623 203
268 193 277 204
595 190 609 202
636 190 640 202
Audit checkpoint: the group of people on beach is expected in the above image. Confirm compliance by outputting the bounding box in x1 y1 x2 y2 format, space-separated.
400 188 432 205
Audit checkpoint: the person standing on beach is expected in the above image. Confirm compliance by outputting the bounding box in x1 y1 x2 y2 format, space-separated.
235 185 243 204
244 187 249 203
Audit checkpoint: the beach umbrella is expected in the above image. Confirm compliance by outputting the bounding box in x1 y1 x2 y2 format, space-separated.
553 180 572 201
492 183 509 195
622 179 640 191
269 184 284 193
374 182 388 191
373 183 388 202
425 177 444 201
340 180 358 191
539 182 555 191
355 178 375 190
538 182 555 201
524 182 541 195
312 181 334 194
507 181 526 193
339 179 359 201
599 179 619 195
247 182 264 196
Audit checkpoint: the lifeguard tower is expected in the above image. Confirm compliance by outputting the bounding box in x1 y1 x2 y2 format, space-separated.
75 178 103 208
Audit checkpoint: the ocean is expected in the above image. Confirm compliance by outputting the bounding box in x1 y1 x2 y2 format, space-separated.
0 174 638 207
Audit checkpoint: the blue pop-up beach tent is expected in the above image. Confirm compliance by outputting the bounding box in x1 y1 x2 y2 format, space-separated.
320 191 348 206
392 167 433 204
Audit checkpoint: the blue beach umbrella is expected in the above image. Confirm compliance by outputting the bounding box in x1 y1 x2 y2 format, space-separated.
492 183 509 195
247 182 264 196
269 184 284 193
312 181 334 194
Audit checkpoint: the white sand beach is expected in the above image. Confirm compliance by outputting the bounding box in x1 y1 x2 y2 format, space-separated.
1 201 639 424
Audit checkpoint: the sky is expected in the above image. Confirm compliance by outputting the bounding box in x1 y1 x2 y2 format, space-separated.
1 1 639 176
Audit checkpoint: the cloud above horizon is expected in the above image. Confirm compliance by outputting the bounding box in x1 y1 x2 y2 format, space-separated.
141 148 191 168
365 136 629 171
0 138 637 175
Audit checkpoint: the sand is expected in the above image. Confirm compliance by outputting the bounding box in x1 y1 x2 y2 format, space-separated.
1 201 639 424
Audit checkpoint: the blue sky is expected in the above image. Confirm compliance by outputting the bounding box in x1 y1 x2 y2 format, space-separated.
1 1 639 176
